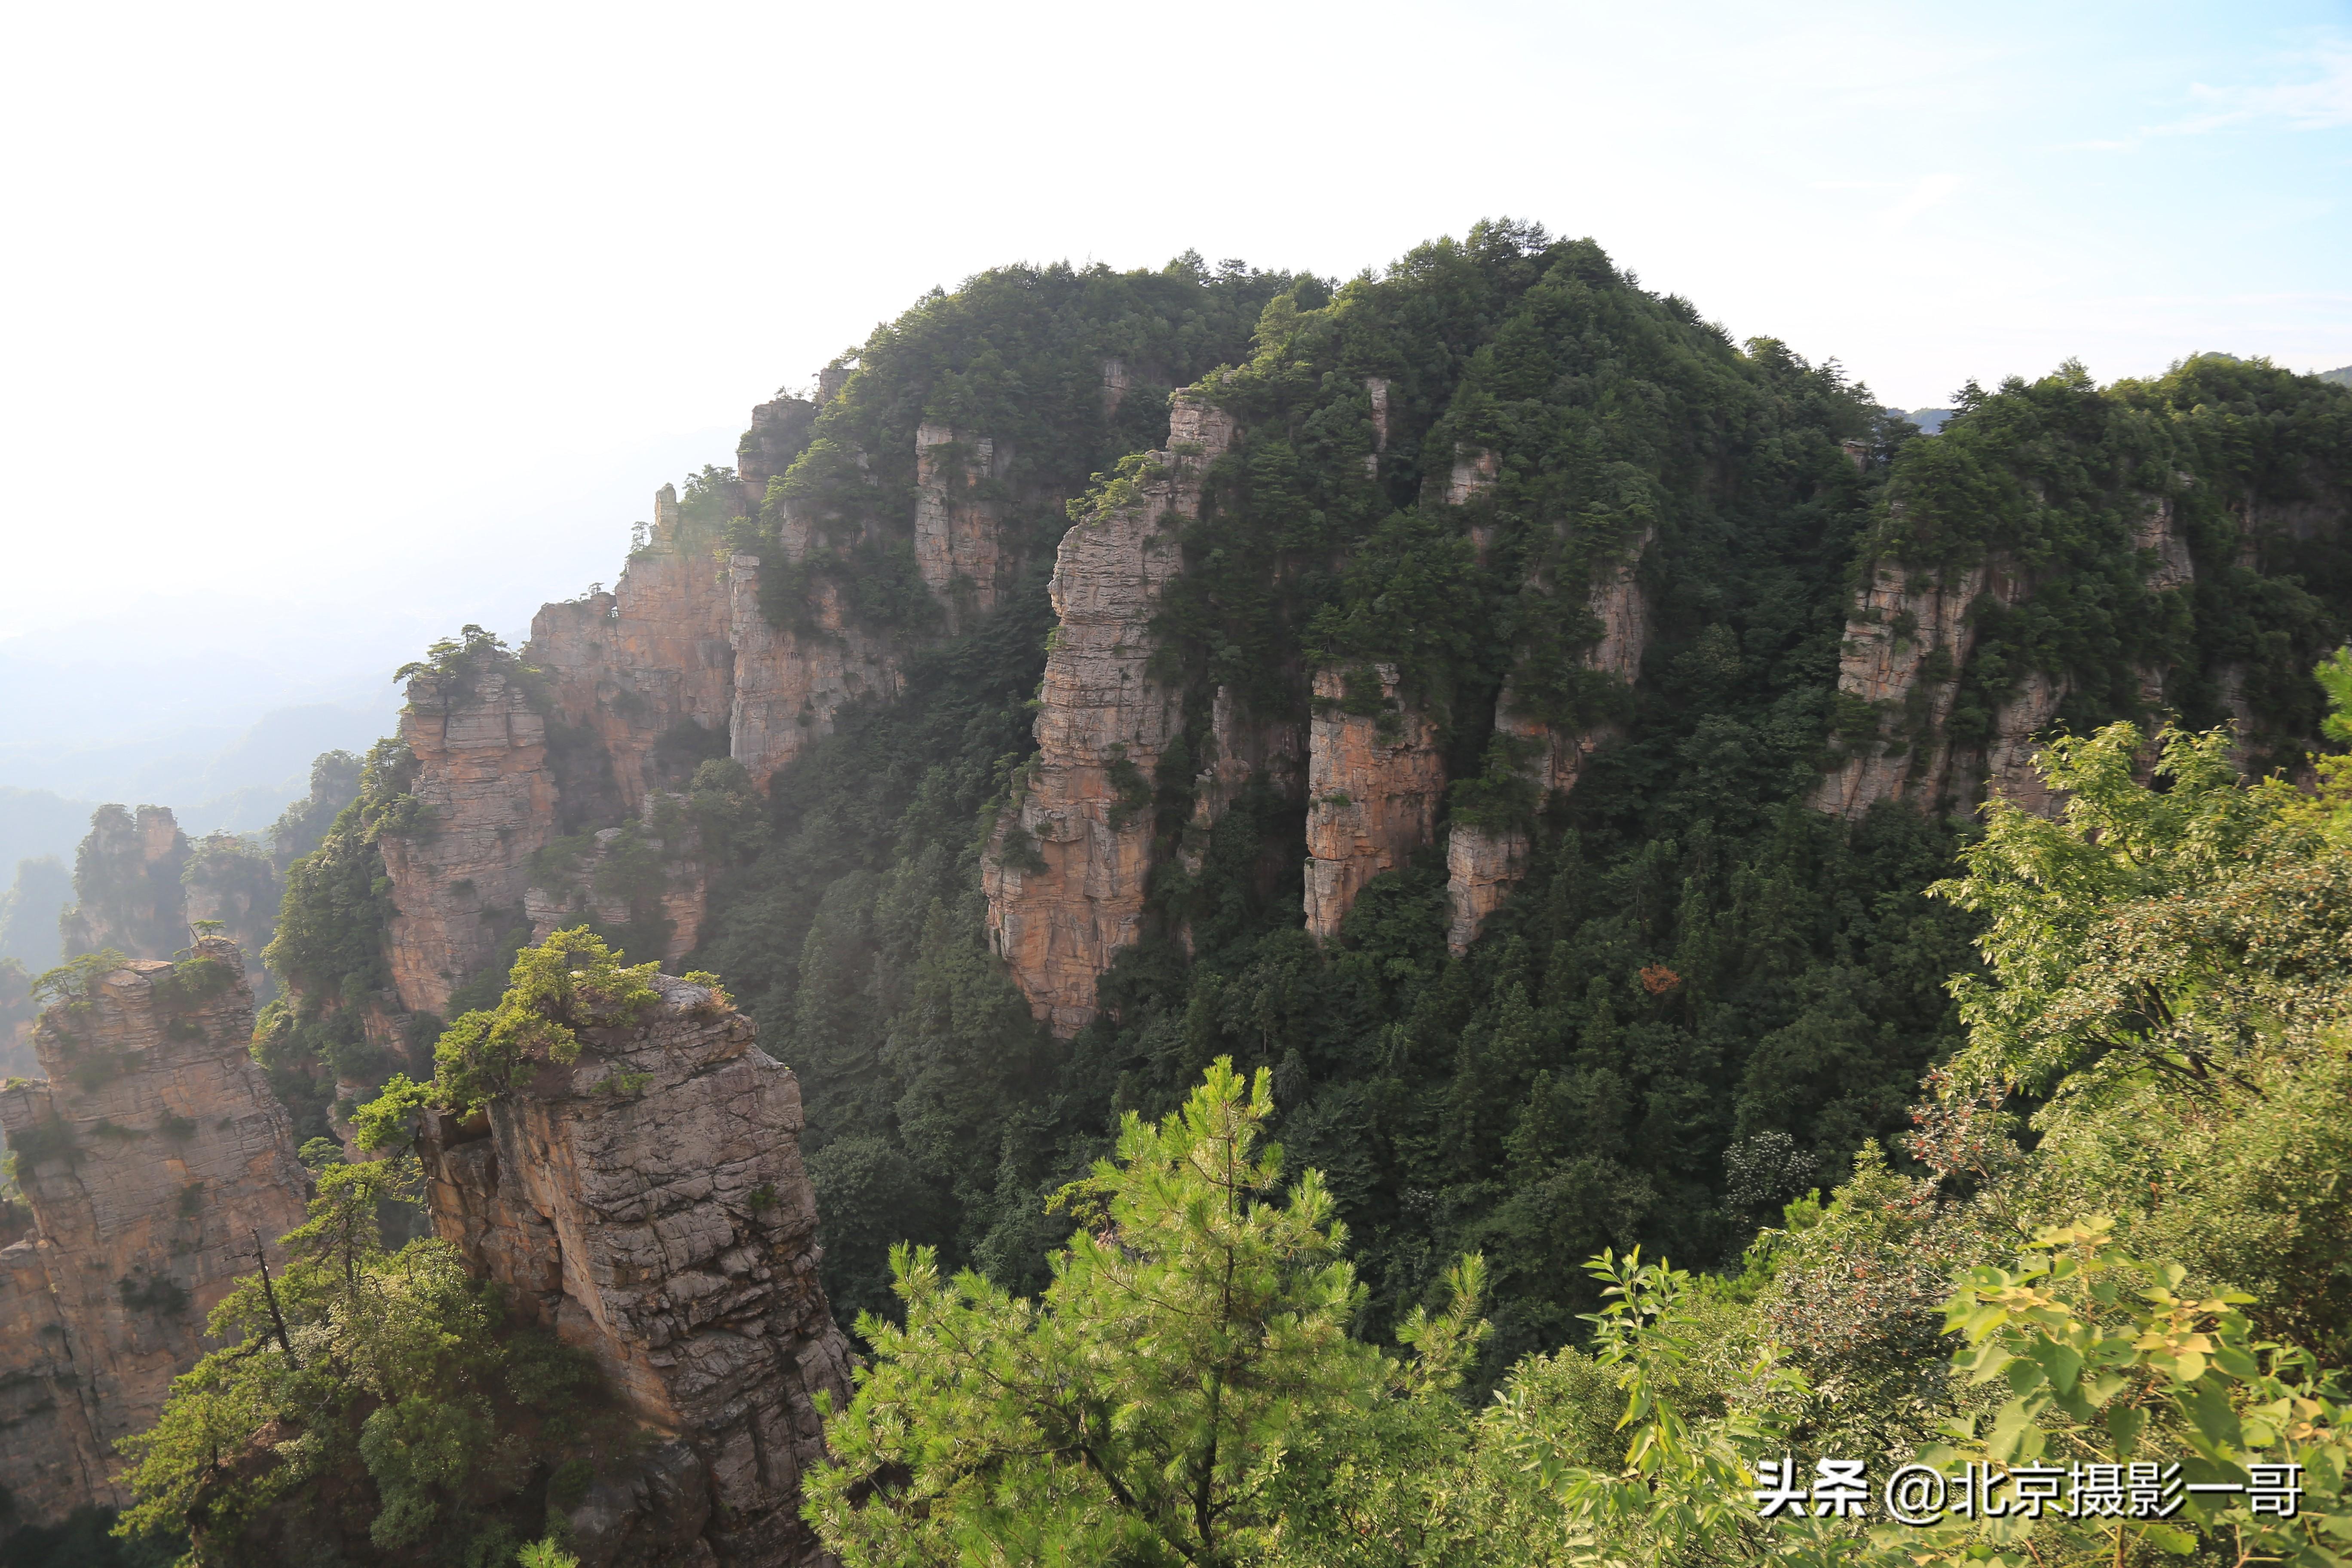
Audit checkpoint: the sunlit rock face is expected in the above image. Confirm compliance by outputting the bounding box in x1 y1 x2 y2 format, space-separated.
1303 664 1444 942
0 938 308 1524
416 973 854 1568
984 391 1234 1035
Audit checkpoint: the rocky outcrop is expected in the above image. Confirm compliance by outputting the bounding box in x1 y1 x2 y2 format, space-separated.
416 973 853 1568
1442 529 1654 952
1304 665 1445 941
379 669 558 1015
1820 491 2205 822
984 391 1236 1034
1978 669 2070 815
727 554 904 790
1810 558 1997 818
531 485 737 818
58 805 190 960
737 395 819 508
1443 823 1527 956
0 939 307 1524
913 423 1009 629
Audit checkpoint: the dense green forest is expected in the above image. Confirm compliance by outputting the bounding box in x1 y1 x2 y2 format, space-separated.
29 225 2352 1566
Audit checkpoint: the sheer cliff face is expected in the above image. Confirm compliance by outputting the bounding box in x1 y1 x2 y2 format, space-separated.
0 939 307 1522
1814 493 2203 821
1304 666 1445 942
727 553 902 791
417 974 852 1568
1809 557 2000 818
984 392 1235 1034
380 668 559 1015
58 804 189 960
914 423 1009 631
532 485 737 818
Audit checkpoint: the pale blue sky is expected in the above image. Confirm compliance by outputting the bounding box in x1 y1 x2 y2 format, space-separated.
0 1 2345 773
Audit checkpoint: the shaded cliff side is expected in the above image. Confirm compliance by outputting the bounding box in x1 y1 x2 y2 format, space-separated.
0 938 307 1525
416 969 854 1567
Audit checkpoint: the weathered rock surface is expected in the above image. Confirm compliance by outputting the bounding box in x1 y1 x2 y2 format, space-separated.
1819 492 2204 821
0 939 307 1524
1442 529 1653 952
985 391 1235 1033
1809 557 1997 818
416 974 853 1568
1978 668 2070 815
1443 823 1528 956
58 805 189 961
727 553 904 791
1304 665 1445 941
379 668 558 1015
181 832 281 1003
913 422 1009 629
531 484 737 818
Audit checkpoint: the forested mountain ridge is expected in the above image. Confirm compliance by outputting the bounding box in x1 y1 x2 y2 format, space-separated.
255 223 2352 1362
11 220 2352 1565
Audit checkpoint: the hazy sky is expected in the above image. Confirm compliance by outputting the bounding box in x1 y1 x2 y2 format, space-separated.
1 0 2347 742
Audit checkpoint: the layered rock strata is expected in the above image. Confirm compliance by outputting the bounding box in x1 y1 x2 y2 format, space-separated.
1808 558 1997 818
58 804 190 960
984 391 1235 1034
531 484 737 817
1304 665 1446 941
416 973 854 1568
727 555 904 790
0 939 307 1523
913 423 1009 629
379 667 558 1015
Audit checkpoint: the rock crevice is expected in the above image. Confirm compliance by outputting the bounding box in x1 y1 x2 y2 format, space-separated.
983 391 1234 1034
417 973 853 1568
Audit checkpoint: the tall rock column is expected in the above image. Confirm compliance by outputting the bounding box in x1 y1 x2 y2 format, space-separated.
1443 529 1654 953
1809 556 1999 818
416 973 853 1568
1304 664 1445 941
984 391 1236 1034
530 484 738 816
58 805 190 960
913 422 1010 629
377 668 559 1015
726 554 905 792
0 939 307 1523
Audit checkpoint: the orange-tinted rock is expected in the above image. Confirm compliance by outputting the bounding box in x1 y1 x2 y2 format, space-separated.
913 422 1009 629
530 487 736 817
416 973 852 1567
1304 665 1445 941
379 669 558 1015
984 392 1235 1034
0 939 307 1523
